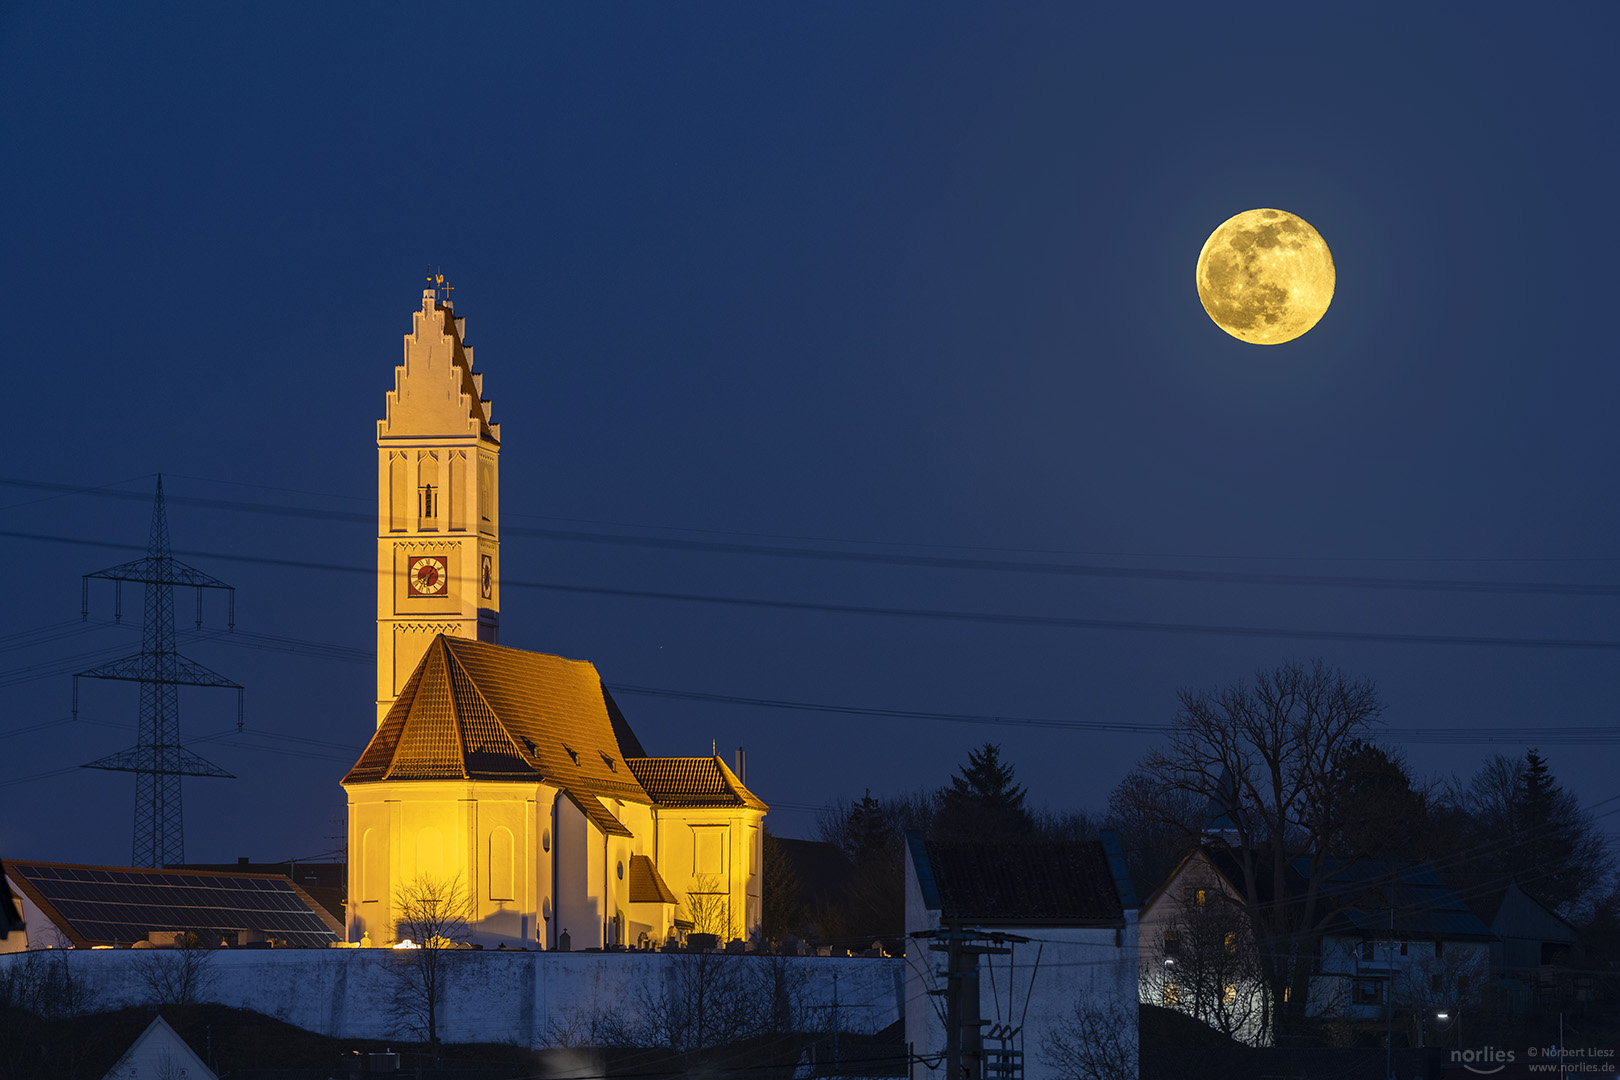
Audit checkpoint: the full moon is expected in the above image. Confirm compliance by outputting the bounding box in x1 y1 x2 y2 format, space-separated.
1195 208 1335 345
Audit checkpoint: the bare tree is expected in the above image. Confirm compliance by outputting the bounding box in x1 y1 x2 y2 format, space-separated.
684 874 732 939
1040 992 1138 1080
136 931 218 1006
390 873 472 1049
543 953 817 1054
1140 659 1384 1040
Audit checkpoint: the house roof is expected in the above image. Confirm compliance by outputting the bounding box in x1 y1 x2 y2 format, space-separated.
344 636 650 807
1307 858 1495 941
909 836 1127 926
1144 843 1495 943
625 756 768 811
628 854 678 905
5 861 342 949
108 1015 218 1080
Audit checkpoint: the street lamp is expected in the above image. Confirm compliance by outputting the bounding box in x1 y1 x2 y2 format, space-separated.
1435 1007 1462 1049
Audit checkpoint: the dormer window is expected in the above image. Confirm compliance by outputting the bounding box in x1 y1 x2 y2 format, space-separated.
563 745 579 765
600 752 617 771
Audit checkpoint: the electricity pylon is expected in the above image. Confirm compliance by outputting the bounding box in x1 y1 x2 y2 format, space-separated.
77 476 242 868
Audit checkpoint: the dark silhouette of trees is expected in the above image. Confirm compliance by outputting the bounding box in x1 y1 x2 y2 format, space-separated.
1040 991 1138 1080
1329 741 1433 860
932 742 1034 841
760 830 804 942
1139 659 1385 1040
1455 749 1612 915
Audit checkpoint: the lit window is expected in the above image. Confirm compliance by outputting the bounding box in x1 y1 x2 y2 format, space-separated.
1223 984 1238 1005
1195 888 1208 907
1162 983 1181 1007
1224 932 1237 953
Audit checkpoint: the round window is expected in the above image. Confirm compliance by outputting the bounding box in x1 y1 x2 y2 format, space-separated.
542 829 551 853
617 861 625 880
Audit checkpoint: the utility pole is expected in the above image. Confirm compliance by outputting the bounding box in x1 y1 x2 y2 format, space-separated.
918 927 1024 1080
77 476 242 867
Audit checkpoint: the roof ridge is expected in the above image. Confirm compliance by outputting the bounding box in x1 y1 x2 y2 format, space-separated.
442 639 534 776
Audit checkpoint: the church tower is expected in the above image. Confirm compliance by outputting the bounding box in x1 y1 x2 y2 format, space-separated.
375 288 501 726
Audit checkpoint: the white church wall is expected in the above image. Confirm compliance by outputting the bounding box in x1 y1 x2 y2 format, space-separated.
349 780 562 950
1 949 903 1048
653 808 764 941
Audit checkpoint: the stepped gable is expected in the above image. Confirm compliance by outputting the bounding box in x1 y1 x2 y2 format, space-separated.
344 637 649 815
378 290 498 442
625 756 768 811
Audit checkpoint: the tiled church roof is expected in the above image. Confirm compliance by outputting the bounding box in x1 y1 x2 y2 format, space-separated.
344 637 648 805
346 637 768 826
626 757 768 811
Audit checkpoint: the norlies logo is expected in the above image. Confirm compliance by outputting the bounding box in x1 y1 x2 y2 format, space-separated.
1452 1047 1515 1075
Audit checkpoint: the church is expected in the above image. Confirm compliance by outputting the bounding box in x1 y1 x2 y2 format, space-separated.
343 289 766 951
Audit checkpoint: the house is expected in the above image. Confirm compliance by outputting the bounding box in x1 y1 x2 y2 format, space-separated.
1137 843 1497 1041
1 860 342 951
1457 878 1581 1012
103 1014 217 1080
1306 859 1496 1023
1136 842 1269 1045
904 833 1138 1080
345 290 767 953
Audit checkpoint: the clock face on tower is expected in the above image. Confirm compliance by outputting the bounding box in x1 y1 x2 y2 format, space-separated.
407 556 449 597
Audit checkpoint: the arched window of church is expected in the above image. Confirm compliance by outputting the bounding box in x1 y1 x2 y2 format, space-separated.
416 826 444 878
362 828 385 903
418 452 439 531
478 457 495 535
448 450 467 531
489 826 515 901
388 453 408 532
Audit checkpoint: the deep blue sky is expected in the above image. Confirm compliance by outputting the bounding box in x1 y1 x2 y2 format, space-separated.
3 5 1616 867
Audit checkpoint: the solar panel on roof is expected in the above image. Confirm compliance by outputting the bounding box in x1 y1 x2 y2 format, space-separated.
9 863 338 948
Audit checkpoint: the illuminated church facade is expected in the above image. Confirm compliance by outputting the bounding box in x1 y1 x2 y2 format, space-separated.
343 290 765 950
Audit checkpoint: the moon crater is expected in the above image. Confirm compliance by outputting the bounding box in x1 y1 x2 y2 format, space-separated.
1196 208 1334 345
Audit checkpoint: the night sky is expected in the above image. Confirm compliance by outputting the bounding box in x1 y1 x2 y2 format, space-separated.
3 5 1616 867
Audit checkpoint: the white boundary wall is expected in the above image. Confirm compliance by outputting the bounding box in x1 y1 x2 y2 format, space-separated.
1 950 903 1048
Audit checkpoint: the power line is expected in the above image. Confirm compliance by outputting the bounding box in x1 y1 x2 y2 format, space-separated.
5 477 1620 596
101 472 1620 565
4 528 1619 652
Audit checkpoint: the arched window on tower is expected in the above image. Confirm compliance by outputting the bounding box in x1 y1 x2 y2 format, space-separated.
388 453 408 532
449 450 467 531
478 457 495 535
418 451 439 531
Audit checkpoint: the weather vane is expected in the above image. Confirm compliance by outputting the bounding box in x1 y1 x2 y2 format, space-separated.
425 265 455 305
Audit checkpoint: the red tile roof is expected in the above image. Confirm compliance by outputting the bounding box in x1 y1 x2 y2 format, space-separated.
628 854 678 904
625 756 768 811
345 637 648 808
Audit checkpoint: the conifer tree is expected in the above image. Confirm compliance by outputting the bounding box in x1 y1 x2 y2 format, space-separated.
933 743 1034 841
